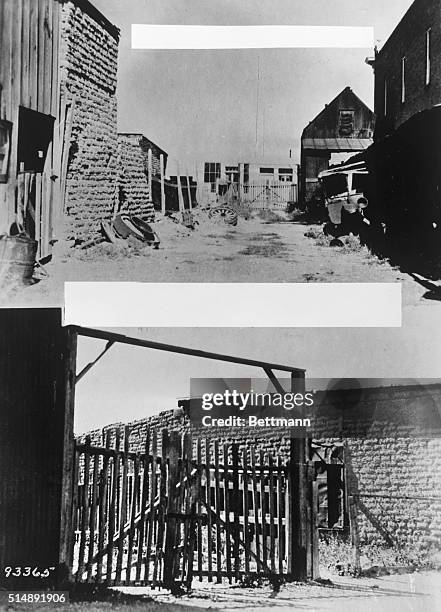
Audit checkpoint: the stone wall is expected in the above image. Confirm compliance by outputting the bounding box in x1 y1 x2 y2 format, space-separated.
79 383 441 552
117 134 168 219
59 0 120 242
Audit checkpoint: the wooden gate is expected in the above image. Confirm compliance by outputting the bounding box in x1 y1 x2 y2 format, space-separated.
71 427 318 589
239 182 297 210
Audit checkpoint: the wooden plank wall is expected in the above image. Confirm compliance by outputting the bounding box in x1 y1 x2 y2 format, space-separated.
0 309 76 589
0 0 60 256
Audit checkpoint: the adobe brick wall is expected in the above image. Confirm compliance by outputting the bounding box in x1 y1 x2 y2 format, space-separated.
59 1 120 242
374 0 441 137
78 383 441 552
117 134 168 219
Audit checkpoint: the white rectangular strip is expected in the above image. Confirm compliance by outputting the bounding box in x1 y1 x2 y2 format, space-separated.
131 25 374 49
64 282 401 327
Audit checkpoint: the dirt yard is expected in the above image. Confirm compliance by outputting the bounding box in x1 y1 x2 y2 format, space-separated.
3 210 441 311
3 572 440 611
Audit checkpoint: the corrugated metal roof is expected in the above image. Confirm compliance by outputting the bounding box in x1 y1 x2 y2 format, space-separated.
302 138 372 151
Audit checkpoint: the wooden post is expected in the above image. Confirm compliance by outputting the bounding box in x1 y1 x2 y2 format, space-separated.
287 438 307 580
176 161 185 212
160 154 166 214
148 148 153 208
163 430 181 588
58 326 78 582
186 168 192 211
348 495 360 574
239 163 244 205
194 161 199 208
287 369 319 580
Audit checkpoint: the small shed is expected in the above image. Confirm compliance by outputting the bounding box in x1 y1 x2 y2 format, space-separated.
117 133 168 219
299 87 375 210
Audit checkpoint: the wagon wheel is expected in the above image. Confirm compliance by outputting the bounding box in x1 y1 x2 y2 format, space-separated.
208 205 238 226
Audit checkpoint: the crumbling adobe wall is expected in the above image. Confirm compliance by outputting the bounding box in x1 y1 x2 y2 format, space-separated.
117 134 154 220
78 384 441 552
59 1 120 242
117 134 168 218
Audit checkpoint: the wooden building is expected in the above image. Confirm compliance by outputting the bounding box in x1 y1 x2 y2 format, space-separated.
0 0 64 260
299 87 375 210
0 0 120 260
0 309 76 588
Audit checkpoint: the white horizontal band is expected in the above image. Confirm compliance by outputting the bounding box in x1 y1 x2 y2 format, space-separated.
131 25 374 50
64 282 401 328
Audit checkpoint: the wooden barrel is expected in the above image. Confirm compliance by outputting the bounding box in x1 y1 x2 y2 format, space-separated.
0 235 38 286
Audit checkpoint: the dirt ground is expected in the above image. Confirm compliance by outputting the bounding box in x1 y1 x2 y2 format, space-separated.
3 211 441 311
3 571 440 611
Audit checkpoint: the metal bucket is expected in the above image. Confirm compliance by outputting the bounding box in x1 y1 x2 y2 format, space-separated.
0 234 38 287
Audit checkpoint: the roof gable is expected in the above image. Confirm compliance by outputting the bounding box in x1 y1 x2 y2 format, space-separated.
302 87 374 140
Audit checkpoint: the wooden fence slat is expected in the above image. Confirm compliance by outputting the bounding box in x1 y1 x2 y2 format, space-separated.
107 429 120 584
231 444 240 581
136 431 150 582
86 453 99 581
115 427 130 583
242 448 250 574
223 445 232 583
184 446 199 590
196 438 203 581
276 456 284 575
77 436 91 580
260 451 268 571
70 446 80 572
144 431 157 583
250 447 261 572
213 440 222 583
97 431 110 582
126 453 140 584
268 455 276 573
179 432 192 584
205 438 213 582
153 435 168 586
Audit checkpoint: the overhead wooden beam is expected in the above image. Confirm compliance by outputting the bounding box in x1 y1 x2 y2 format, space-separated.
70 325 305 375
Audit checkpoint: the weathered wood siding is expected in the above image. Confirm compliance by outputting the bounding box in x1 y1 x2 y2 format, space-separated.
0 309 77 588
0 0 60 257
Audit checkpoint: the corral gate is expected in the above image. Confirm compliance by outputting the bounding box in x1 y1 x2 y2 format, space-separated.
71 427 318 590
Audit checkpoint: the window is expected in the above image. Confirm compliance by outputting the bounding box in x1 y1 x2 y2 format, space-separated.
338 110 355 136
312 443 347 530
17 107 54 173
384 78 388 116
204 162 221 184
225 165 239 183
426 29 431 86
278 168 293 182
259 167 274 174
0 120 12 183
401 56 406 103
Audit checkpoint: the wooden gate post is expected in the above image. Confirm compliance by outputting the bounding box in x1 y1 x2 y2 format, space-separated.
163 430 181 589
287 437 307 580
287 437 319 581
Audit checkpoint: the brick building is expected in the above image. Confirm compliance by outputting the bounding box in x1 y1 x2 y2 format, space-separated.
117 134 168 219
299 87 374 210
79 383 441 554
60 0 120 243
363 0 441 263
372 0 441 141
